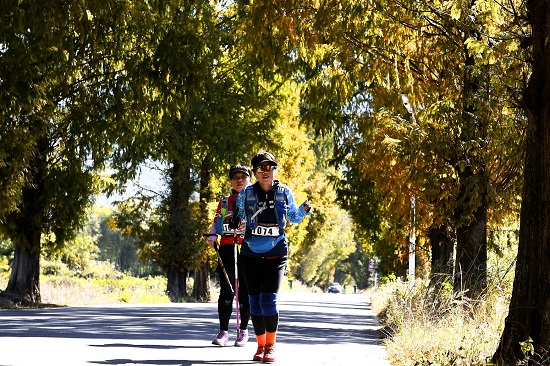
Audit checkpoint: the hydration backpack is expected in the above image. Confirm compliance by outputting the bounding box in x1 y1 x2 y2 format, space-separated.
244 183 288 231
215 196 234 235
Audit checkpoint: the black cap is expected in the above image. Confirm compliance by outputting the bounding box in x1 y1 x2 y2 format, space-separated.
229 164 251 179
251 151 277 169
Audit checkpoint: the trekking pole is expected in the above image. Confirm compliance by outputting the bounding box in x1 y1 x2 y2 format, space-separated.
216 242 235 296
234 228 240 334
203 234 234 295
230 208 241 335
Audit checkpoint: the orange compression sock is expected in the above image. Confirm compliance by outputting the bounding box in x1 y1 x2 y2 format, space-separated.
266 331 276 345
256 333 266 347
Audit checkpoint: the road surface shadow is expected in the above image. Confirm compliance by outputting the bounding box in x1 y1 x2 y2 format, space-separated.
0 294 385 346
89 359 255 365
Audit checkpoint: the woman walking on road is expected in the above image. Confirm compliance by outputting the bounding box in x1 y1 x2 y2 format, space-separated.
229 151 311 363
207 164 252 347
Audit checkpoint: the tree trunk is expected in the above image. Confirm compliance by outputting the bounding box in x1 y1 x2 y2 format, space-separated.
5 141 47 303
192 263 211 302
454 206 487 297
493 0 550 362
192 154 213 302
164 159 193 303
166 265 187 302
429 225 454 284
453 29 488 299
6 239 41 303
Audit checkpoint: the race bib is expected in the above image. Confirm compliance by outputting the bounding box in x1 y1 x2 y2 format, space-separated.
221 223 244 235
251 225 279 237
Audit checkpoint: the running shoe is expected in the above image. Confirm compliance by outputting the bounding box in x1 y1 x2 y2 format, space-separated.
212 330 230 346
234 329 249 347
262 344 276 363
253 345 264 361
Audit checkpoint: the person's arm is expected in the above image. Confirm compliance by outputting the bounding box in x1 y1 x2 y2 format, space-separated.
207 200 222 247
235 189 245 220
285 186 312 224
229 189 246 229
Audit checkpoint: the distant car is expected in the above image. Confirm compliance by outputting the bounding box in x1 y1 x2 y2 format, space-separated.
328 282 342 293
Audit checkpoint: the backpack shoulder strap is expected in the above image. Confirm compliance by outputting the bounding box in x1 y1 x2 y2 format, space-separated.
276 183 287 203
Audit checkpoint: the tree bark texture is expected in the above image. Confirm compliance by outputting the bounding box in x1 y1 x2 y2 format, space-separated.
192 263 211 302
454 208 488 297
166 266 187 302
453 39 489 298
164 159 193 302
429 225 454 282
493 0 550 362
5 141 47 302
194 154 213 302
6 241 41 302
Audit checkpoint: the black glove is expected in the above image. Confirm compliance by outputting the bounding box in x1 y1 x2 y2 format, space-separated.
228 207 240 229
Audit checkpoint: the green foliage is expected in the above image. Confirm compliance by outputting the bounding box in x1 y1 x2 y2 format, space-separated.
240 0 527 282
269 104 361 289
0 0 530 309
41 205 101 274
106 1 288 300
93 205 159 276
0 239 11 276
340 237 372 289
42 233 99 275
519 337 534 362
0 0 162 299
293 200 355 288
38 204 161 279
378 273 397 287
337 165 382 244
0 238 12 257
114 191 207 274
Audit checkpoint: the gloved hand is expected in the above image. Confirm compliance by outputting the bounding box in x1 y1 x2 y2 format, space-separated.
303 200 311 213
228 207 240 229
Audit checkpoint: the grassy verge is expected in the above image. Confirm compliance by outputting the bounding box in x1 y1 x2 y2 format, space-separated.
40 275 171 306
369 278 513 366
0 264 171 307
0 268 325 309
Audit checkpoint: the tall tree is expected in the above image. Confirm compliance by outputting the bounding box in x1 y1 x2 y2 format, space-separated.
0 0 139 301
258 82 359 289
111 0 283 301
453 3 490 296
493 0 550 361
255 0 527 294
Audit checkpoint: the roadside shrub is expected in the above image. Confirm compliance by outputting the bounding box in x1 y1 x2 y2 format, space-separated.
371 277 510 366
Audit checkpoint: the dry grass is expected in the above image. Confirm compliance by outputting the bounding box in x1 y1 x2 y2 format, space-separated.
0 268 171 307
40 275 171 306
370 278 512 366
1 267 320 309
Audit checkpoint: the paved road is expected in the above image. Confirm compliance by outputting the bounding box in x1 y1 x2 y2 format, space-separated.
0 292 391 366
